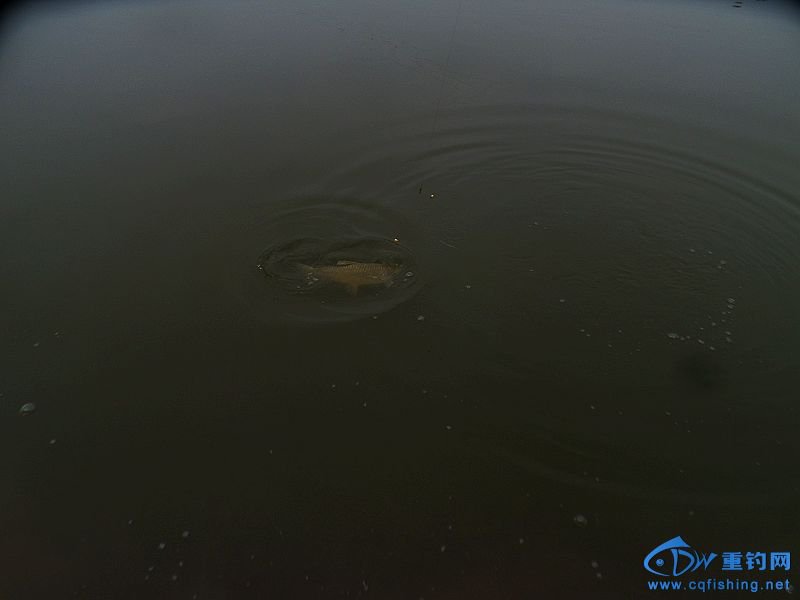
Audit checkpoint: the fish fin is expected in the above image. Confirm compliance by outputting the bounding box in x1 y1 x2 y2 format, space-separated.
297 263 315 273
345 283 360 296
336 260 357 266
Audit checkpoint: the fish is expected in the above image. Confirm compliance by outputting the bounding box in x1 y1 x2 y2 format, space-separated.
298 260 400 296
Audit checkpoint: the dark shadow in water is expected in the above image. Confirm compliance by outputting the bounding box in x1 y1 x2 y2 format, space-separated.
674 352 725 392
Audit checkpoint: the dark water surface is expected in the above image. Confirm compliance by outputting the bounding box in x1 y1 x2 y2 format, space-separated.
2 0 799 597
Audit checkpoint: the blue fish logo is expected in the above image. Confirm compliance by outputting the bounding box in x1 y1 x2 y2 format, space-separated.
644 536 718 576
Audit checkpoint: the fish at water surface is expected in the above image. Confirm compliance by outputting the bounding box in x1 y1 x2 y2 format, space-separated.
298 260 401 295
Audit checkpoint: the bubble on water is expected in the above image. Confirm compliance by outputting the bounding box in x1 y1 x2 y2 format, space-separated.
464 284 471 289
727 304 734 310
725 337 732 343
519 538 525 544
440 545 446 553
727 298 735 304
405 271 414 277
18 402 36 416
689 248 696 253
559 298 566 303
417 315 425 321
182 530 190 538
667 332 679 339
49 439 56 445
158 543 166 550
573 514 588 527
698 339 705 345
590 560 599 569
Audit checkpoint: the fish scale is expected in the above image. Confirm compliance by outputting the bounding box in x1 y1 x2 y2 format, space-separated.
298 260 400 295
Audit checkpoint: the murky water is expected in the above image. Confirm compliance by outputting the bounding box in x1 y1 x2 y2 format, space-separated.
2 0 799 597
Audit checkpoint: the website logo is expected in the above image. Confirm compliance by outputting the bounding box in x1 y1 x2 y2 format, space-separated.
643 536 792 593
644 536 717 577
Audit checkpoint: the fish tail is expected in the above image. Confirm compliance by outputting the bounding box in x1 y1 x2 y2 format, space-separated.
297 263 315 274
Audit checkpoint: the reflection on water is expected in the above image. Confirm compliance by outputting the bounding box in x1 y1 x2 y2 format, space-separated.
1 0 799 597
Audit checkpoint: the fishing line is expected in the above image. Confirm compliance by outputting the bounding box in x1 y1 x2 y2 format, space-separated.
419 0 465 196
